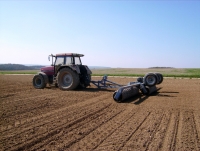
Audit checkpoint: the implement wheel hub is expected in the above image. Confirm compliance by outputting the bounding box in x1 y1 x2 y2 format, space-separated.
146 75 156 85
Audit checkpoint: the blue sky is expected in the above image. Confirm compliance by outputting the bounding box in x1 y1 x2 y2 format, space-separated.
0 1 199 68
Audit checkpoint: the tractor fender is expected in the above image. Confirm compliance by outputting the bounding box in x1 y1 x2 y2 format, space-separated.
84 65 92 74
69 65 81 74
38 72 49 84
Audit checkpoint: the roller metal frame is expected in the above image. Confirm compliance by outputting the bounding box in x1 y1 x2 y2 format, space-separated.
90 73 163 102
90 76 146 91
90 75 123 89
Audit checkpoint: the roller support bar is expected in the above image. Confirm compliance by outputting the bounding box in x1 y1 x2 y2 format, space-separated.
90 75 123 89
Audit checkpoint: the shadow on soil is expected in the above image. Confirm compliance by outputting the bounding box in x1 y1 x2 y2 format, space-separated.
45 86 115 92
79 87 116 92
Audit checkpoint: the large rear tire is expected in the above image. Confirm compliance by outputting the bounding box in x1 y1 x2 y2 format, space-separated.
143 73 157 86
32 74 46 89
57 68 80 90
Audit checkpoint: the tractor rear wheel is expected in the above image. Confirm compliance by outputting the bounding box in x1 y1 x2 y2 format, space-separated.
57 68 80 90
32 74 46 89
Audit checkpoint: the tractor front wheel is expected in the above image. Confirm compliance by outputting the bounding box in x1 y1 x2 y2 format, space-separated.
57 68 80 90
32 74 46 89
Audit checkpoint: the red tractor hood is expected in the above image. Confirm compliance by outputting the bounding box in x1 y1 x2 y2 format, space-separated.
41 66 54 75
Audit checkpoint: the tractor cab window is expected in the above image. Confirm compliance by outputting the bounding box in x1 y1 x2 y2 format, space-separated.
55 57 64 65
66 56 72 65
74 57 82 65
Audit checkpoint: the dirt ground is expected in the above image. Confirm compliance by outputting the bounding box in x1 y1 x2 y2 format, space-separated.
0 75 200 151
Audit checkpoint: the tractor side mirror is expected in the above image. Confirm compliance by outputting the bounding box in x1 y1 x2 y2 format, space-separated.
48 56 50 61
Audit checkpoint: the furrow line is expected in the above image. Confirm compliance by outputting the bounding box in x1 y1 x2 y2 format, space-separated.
120 110 164 151
0 94 109 139
144 113 166 151
57 105 123 150
96 110 151 151
177 110 199 150
70 106 138 150
172 111 181 151
2 103 112 151
1 93 109 133
192 112 200 150
1 91 69 105
194 112 200 150
31 103 117 150
147 111 171 150
160 111 179 151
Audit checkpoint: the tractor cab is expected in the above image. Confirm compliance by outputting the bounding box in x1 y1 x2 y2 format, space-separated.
41 53 84 76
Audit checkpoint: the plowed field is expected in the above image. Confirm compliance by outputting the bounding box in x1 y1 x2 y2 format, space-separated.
1 75 200 151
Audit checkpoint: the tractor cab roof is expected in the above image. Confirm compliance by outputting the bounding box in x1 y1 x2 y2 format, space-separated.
56 53 84 57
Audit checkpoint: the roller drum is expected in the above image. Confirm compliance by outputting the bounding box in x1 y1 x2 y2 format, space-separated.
113 86 139 102
121 86 139 101
146 86 157 95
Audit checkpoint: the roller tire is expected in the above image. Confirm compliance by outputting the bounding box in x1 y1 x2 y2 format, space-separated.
32 74 46 89
155 73 163 84
143 73 157 86
57 68 80 90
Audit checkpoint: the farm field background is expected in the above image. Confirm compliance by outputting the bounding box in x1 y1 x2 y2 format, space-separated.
1 68 200 78
0 75 200 150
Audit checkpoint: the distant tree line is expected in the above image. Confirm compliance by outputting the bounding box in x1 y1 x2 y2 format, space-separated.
0 64 44 70
148 67 174 69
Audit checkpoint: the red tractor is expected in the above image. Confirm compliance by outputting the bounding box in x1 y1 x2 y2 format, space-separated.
32 53 92 90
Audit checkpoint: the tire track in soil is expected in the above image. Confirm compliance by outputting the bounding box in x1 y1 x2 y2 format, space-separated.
67 105 138 151
146 111 171 151
0 94 111 151
1 89 103 109
119 110 164 151
92 109 151 151
0 85 31 94
176 110 200 150
1 91 103 126
1 90 76 105
194 112 200 150
160 111 180 151
32 102 123 151
1 93 109 134
9 103 112 151
1 94 64 127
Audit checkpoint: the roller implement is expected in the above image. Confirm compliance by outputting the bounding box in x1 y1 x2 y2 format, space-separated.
91 72 163 102
32 53 163 102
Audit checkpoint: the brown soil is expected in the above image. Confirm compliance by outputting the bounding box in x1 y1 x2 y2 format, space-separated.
0 75 200 151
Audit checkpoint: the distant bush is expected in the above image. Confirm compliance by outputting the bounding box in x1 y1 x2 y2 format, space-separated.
148 67 174 69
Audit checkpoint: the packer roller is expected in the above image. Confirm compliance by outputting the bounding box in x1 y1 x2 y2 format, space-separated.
91 73 163 102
